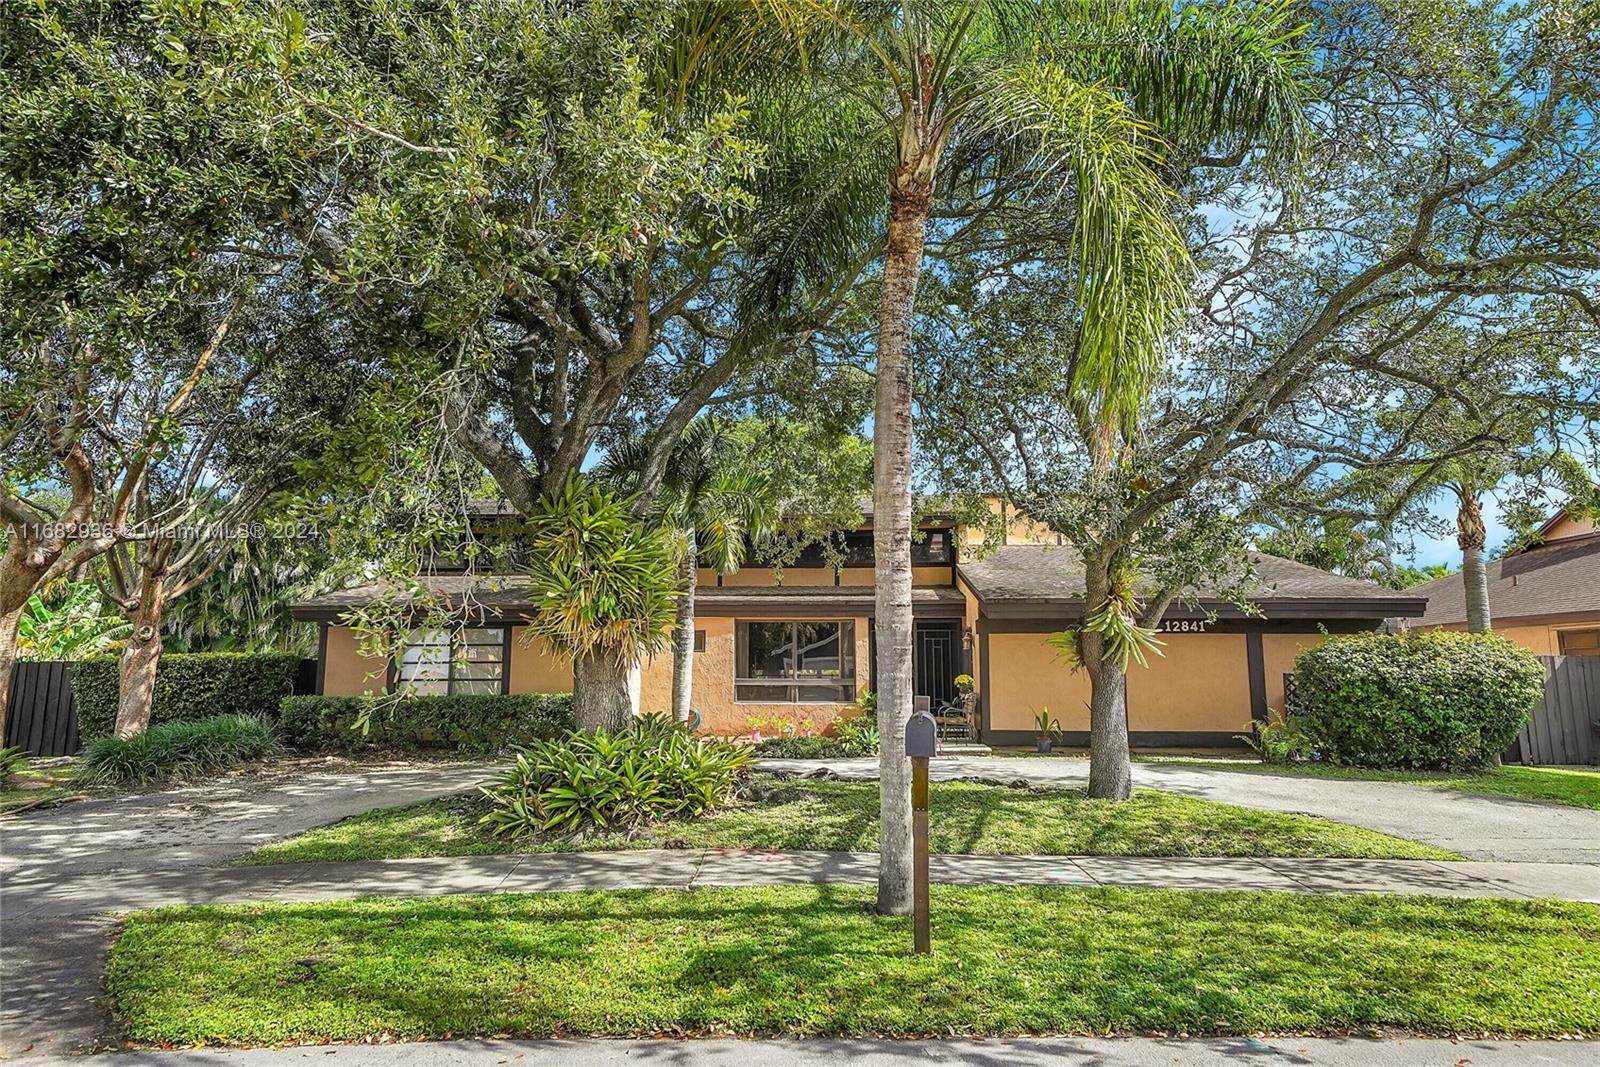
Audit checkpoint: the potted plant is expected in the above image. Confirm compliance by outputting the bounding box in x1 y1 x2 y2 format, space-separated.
1034 706 1060 753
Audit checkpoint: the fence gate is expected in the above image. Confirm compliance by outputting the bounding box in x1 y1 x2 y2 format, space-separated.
3 661 80 757
1509 656 1600 766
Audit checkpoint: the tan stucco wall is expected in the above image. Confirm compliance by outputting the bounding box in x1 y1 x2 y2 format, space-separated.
835 565 951 587
509 628 573 692
1261 633 1325 720
985 630 1259 735
1127 634 1253 733
985 632 1093 732
1440 621 1600 657
1424 619 1600 656
1543 513 1596 541
320 624 573 697
321 625 390 696
639 614 871 736
960 497 1062 547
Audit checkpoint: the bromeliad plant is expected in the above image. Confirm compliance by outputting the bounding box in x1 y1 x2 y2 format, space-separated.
479 718 752 839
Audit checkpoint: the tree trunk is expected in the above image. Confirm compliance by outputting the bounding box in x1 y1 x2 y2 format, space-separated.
573 649 640 733
114 571 168 738
1457 489 1492 633
0 537 57 743
873 174 933 915
671 530 697 724
0 601 24 743
1083 555 1133 800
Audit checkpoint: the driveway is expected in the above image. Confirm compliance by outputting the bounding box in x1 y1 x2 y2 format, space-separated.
0 760 498 1060
758 757 1600 864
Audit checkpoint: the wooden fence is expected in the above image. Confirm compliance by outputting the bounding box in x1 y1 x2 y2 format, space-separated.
3 660 80 757
1508 655 1600 767
3 657 319 757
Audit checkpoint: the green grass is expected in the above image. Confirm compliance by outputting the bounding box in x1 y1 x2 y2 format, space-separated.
241 777 1457 865
1148 761 1600 811
106 885 1600 1044
0 765 82 813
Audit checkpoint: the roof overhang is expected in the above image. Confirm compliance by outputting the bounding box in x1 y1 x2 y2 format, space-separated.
971 593 1427 622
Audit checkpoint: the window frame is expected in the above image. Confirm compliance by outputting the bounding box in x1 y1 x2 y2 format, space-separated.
1558 628 1600 656
734 619 856 704
390 625 511 696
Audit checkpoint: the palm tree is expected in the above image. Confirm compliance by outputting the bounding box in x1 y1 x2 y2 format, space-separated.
523 478 680 732
598 418 779 723
762 0 1307 910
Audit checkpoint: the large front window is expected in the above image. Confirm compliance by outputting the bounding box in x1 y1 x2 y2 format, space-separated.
736 620 855 702
395 627 506 695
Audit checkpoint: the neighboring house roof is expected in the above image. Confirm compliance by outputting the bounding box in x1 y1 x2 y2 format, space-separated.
1412 531 1600 627
956 545 1426 620
290 576 967 622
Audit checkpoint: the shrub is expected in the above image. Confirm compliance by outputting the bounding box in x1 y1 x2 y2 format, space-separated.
1293 631 1544 770
77 714 277 787
831 714 880 756
480 721 752 838
0 745 31 783
1237 718 1313 765
278 692 574 753
752 713 879 758
73 652 301 739
752 735 834 758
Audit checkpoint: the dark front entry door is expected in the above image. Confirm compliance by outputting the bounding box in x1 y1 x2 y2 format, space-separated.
914 621 960 710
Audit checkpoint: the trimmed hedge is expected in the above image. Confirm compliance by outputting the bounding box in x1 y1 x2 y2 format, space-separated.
73 653 302 740
1293 631 1544 770
278 693 574 754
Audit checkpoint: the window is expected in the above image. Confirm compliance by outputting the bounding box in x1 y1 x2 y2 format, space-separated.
1558 629 1600 656
736 620 855 702
693 629 707 653
395 627 505 695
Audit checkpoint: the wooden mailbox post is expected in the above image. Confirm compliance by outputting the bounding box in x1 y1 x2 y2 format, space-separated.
905 706 938 954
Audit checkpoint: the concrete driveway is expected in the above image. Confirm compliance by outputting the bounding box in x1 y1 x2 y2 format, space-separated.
0 760 498 1060
758 756 1600 864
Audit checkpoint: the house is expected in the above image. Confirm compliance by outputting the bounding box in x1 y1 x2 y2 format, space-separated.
291 503 1427 746
1411 508 1600 656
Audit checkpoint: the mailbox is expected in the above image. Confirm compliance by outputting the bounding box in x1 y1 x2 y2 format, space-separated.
906 709 938 759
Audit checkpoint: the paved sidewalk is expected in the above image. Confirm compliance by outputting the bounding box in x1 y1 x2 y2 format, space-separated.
14 1035 1600 1067
7 849 1598 923
759 757 1600 863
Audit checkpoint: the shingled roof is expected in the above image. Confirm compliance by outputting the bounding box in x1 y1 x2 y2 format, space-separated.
1413 532 1600 627
957 545 1426 620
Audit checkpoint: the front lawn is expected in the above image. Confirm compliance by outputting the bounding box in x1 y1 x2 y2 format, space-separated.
242 777 1456 864
106 885 1600 1045
1148 761 1600 811
0 764 81 813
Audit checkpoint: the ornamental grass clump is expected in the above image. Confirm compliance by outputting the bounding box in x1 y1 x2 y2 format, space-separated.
480 716 752 838
78 714 278 787
1293 631 1544 770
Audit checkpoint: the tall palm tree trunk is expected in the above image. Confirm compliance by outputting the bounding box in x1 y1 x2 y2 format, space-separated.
1082 553 1132 799
1456 488 1492 633
874 171 933 915
671 528 698 724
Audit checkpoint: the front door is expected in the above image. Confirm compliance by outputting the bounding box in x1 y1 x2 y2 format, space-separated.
913 621 960 711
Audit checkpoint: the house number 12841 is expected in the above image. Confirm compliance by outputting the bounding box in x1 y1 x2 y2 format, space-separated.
1159 620 1210 632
